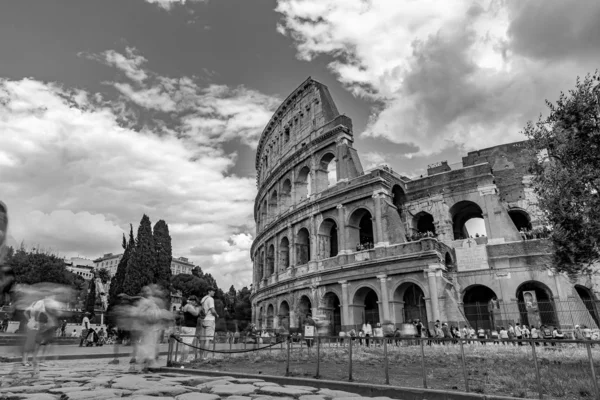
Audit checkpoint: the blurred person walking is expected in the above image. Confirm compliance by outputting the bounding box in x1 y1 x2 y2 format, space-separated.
198 287 218 360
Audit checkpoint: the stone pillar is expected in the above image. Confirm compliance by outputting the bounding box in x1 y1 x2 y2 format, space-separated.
289 224 296 267
377 274 391 321
274 236 279 280
427 266 441 322
337 204 348 254
339 280 351 330
309 216 318 262
372 190 388 248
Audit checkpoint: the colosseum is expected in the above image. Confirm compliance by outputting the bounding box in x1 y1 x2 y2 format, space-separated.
250 77 600 335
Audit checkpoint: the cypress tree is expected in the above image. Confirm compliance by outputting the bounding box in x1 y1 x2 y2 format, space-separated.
85 278 96 317
107 226 134 309
153 219 172 296
122 214 156 296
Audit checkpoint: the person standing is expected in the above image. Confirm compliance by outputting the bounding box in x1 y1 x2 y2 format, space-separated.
79 313 90 347
515 323 523 346
198 287 218 360
60 320 67 337
179 296 200 363
362 321 373 347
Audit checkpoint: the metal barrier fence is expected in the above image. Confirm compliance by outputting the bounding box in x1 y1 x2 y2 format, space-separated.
167 334 600 400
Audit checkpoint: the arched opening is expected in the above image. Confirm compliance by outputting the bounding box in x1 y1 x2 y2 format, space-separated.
463 285 498 330
392 185 407 219
516 281 558 327
266 304 274 330
353 287 380 325
281 179 292 210
575 285 600 328
296 166 311 201
323 292 342 335
258 306 264 329
258 250 265 280
400 283 428 325
318 218 338 259
414 211 436 235
348 208 374 251
508 209 532 232
298 295 312 328
315 153 337 191
450 201 487 240
279 301 290 330
279 237 290 270
296 228 310 265
445 252 455 272
268 191 278 218
267 245 275 276
284 127 290 143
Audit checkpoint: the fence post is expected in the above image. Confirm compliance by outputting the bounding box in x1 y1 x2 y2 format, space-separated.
586 342 600 399
420 338 427 389
348 336 353 382
315 336 321 379
286 338 291 376
531 340 543 399
212 335 217 359
174 339 180 364
459 338 469 392
384 337 389 385
166 336 173 366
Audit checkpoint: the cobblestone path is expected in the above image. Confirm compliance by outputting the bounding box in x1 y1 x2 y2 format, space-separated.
0 357 396 400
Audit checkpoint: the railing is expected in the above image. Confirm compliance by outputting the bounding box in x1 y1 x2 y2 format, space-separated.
166 334 600 399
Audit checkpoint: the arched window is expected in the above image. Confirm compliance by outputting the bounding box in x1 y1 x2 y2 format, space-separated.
449 201 487 240
318 218 338 258
516 281 558 327
296 228 311 265
348 208 374 250
392 185 407 219
298 295 312 327
323 292 342 335
575 285 600 328
279 301 290 330
353 287 380 325
258 250 265 280
268 191 278 218
315 153 337 191
414 211 436 235
296 166 311 200
508 209 532 232
279 237 290 270
267 245 275 276
281 179 292 210
463 285 498 330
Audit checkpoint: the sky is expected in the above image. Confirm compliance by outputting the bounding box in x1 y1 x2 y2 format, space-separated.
1 0 599 289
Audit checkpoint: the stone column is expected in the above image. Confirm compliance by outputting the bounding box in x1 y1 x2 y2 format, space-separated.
339 280 351 330
274 235 280 280
377 274 391 321
309 216 318 262
289 224 296 267
372 190 387 248
337 204 348 254
427 266 441 322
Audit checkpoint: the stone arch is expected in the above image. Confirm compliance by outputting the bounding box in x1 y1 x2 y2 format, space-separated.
508 208 532 232
315 152 337 191
279 300 291 330
322 291 342 335
281 179 292 210
462 284 498 330
444 252 455 272
318 218 338 258
575 285 600 328
392 185 407 219
268 190 278 218
449 200 487 240
279 237 290 270
258 306 264 329
352 285 380 325
393 282 428 325
516 280 558 327
296 166 311 201
266 244 275 276
413 211 436 235
348 207 374 250
296 227 311 265
298 295 312 328
257 249 265 280
266 304 275 330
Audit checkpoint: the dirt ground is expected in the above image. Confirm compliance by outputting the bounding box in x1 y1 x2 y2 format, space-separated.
175 341 600 399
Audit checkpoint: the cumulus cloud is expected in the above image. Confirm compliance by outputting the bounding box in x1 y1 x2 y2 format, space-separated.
362 152 388 170
88 49 280 148
0 75 264 288
276 0 600 156
145 0 208 11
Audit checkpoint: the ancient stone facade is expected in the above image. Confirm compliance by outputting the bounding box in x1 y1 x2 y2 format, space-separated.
250 78 600 335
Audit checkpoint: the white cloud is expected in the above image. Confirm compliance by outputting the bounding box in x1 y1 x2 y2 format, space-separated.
276 0 600 156
0 77 261 288
145 0 208 11
362 152 387 170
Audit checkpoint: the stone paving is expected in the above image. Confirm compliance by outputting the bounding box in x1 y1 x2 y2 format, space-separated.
0 357 397 400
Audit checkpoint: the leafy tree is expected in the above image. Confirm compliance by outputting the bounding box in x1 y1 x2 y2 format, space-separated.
96 268 111 285
122 215 156 296
107 227 134 310
233 286 252 331
8 246 72 286
153 220 172 296
524 72 600 275
85 278 96 317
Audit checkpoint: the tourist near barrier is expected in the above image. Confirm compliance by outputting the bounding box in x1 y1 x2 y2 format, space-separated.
167 333 600 400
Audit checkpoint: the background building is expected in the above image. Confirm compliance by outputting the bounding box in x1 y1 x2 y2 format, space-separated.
93 253 122 277
250 77 600 335
65 257 95 280
171 256 195 275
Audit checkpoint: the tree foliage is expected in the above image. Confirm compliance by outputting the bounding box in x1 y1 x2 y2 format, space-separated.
153 219 172 295
85 278 96 316
524 72 600 275
122 214 156 296
96 267 111 285
107 228 134 310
